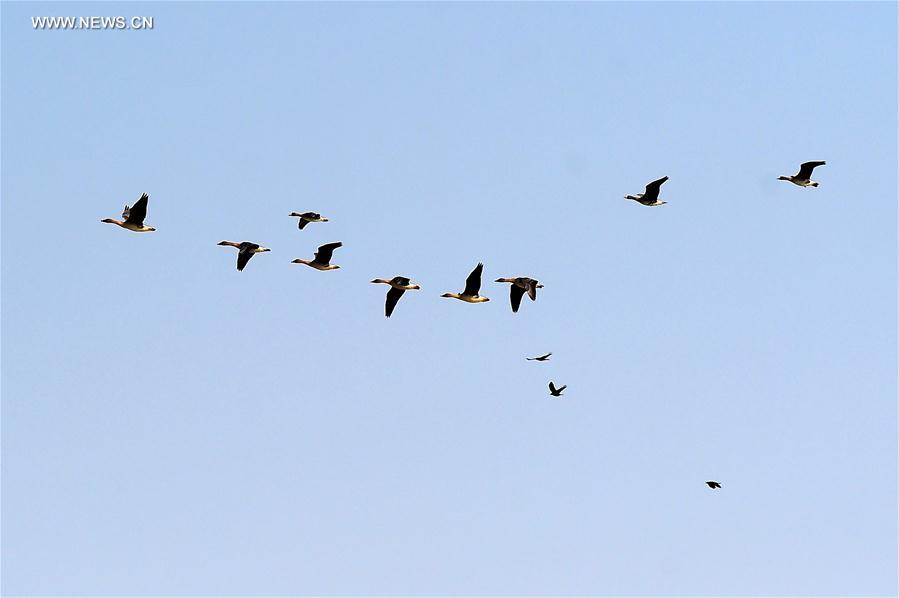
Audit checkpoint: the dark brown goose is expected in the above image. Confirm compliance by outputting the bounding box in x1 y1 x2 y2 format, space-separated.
495 277 543 312
371 276 421 317
778 161 825 187
217 241 271 271
625 176 669 206
291 242 342 271
289 211 329 230
101 193 156 232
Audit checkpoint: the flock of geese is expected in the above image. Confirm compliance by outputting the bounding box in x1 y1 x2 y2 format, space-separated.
101 160 827 491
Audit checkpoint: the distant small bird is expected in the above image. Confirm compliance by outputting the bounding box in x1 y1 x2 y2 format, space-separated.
217 240 271 271
625 176 669 206
778 161 826 187
527 352 552 362
495 277 543 312
548 381 566 397
371 276 421 317
101 193 156 232
292 242 343 271
289 211 329 230
706 481 722 489
441 262 490 303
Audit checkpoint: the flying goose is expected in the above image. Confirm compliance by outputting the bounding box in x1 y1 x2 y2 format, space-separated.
706 481 722 489
441 263 490 303
289 211 329 230
217 241 271 271
625 176 669 206
371 276 421 317
548 381 567 397
495 277 543 312
101 193 156 232
778 161 825 187
526 353 552 362
291 242 342 270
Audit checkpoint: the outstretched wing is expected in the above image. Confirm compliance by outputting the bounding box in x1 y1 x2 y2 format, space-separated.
556 385 567 393
510 284 526 313
549 382 557 393
298 218 309 230
314 242 342 265
797 161 825 179
643 177 668 202
385 287 405 318
391 276 411 286
526 279 538 301
463 262 484 296
236 248 256 271
124 193 149 225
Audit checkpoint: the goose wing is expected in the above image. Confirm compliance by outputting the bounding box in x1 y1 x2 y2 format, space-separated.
549 382 558 393
313 242 342 265
510 284 526 313
385 287 405 318
797 161 825 179
236 242 260 271
297 218 310 230
462 262 484 296
124 193 149 225
643 177 668 202
392 276 411 286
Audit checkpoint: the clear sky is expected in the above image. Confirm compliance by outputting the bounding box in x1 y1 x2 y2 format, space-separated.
2 2 896 596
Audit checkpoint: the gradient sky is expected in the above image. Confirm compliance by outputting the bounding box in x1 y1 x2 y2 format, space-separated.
2 2 896 596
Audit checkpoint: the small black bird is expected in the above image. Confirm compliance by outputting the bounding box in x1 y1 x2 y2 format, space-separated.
706 481 722 489
548 381 566 397
527 353 552 362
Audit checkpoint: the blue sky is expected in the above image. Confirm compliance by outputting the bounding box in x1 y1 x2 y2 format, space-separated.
2 2 896 596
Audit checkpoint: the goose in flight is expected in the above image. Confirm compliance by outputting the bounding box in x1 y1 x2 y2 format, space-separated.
625 176 669 206
495 277 543 312
371 276 421 317
548 381 567 397
706 481 722 489
289 211 329 230
101 193 156 232
527 353 552 362
291 242 343 271
217 241 271 271
441 263 490 303
778 161 825 187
